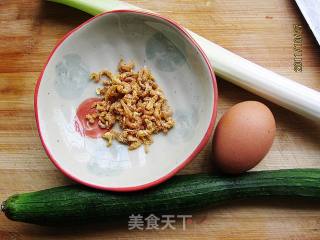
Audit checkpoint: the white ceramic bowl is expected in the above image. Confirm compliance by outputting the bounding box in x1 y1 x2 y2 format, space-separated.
35 10 218 191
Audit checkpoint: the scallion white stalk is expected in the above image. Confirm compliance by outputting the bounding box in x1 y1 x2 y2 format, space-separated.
48 0 320 120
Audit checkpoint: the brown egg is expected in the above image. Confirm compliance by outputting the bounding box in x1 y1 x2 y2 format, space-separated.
212 101 276 174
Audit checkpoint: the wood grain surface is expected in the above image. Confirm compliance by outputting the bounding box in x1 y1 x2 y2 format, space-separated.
0 0 319 239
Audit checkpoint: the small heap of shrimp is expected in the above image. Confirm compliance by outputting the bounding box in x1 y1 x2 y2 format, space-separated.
86 59 175 151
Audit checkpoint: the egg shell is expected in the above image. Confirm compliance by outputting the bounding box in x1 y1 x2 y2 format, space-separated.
213 101 276 174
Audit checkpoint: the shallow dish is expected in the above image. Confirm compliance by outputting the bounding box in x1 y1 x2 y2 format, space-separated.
35 10 218 191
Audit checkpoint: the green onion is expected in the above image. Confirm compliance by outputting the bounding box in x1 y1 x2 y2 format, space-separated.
48 0 320 120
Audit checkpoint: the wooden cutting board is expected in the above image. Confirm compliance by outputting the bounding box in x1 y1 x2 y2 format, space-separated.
0 0 319 239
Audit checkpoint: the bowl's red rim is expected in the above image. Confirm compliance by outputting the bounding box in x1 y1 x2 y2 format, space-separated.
34 9 218 192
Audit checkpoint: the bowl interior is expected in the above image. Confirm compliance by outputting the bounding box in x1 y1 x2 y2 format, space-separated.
36 11 215 190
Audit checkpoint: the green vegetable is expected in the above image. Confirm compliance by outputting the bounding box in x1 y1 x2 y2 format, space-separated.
48 0 141 16
2 169 320 225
